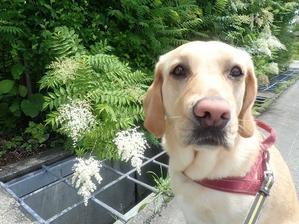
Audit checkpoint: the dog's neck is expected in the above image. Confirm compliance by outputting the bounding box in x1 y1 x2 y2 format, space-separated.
163 128 262 181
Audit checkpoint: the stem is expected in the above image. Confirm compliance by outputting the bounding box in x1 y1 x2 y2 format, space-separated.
25 72 32 97
23 56 32 97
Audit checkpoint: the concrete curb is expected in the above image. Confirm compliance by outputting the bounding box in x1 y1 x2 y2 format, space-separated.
0 185 36 224
0 149 72 182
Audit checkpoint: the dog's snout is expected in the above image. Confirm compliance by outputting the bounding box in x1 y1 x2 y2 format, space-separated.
193 98 231 128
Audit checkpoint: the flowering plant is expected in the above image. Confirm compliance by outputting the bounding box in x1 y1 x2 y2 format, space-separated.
251 26 286 57
72 127 148 205
40 34 151 205
113 127 148 174
72 157 103 205
41 35 147 159
57 100 96 146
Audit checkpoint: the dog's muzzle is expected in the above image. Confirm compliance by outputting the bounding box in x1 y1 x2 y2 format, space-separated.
187 97 231 147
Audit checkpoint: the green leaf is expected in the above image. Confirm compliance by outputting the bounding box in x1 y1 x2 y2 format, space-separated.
0 103 9 117
21 100 36 118
9 101 20 113
9 100 21 117
30 93 44 109
21 93 44 118
19 85 28 97
11 64 24 80
0 80 15 94
9 85 18 96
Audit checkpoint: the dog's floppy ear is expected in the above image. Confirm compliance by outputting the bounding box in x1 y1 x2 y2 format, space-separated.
143 61 165 138
238 64 257 138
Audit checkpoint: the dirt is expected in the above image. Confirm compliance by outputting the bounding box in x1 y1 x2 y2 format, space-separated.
0 145 48 166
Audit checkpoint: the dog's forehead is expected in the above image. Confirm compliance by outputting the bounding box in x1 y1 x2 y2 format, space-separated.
160 41 251 66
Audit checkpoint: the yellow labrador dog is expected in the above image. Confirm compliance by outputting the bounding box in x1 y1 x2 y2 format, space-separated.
143 41 299 224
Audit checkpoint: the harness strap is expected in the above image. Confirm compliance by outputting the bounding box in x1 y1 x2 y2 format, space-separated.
242 163 274 224
190 120 276 224
241 120 276 224
194 120 276 195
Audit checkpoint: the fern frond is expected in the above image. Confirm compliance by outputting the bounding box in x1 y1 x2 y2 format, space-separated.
43 26 85 59
43 86 76 110
158 28 186 36
0 25 23 36
215 0 229 13
168 38 190 46
90 40 114 55
180 18 203 29
87 87 143 106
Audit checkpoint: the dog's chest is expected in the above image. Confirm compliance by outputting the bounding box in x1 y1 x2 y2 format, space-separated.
176 192 253 224
172 172 254 224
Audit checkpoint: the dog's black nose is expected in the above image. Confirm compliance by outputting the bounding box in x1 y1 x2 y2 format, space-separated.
193 98 231 129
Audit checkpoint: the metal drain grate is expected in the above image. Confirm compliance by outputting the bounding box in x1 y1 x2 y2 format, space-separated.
259 69 299 93
255 68 299 111
255 96 268 106
0 149 169 224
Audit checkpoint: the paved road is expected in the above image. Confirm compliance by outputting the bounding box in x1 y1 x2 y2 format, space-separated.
259 76 299 192
0 186 34 224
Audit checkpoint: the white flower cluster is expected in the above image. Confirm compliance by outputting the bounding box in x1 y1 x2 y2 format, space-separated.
254 9 274 28
252 26 286 57
254 37 272 56
266 62 279 75
58 100 95 145
49 58 79 83
113 127 148 174
267 35 286 50
72 157 103 206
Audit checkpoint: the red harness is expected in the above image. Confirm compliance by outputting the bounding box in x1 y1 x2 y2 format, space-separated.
194 120 276 195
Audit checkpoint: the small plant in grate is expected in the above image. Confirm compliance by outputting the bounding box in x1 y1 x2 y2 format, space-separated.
148 171 173 199
138 170 173 214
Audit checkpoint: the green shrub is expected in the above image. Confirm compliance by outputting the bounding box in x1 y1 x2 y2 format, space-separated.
0 0 298 160
40 27 148 159
194 0 299 81
100 0 203 68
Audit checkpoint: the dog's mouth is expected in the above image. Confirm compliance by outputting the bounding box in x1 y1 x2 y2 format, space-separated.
186 126 228 148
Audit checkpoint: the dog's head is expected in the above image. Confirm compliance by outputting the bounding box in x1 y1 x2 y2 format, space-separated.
144 41 257 150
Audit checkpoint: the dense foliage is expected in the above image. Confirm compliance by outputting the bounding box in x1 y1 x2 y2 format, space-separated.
40 27 147 158
0 0 298 160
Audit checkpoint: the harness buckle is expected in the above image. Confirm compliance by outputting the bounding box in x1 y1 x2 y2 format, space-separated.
260 152 274 196
260 173 274 196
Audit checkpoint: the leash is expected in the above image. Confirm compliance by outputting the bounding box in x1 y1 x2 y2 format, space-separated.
242 150 274 224
242 120 276 224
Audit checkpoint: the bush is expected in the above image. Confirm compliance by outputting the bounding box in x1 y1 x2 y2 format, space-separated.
40 27 147 159
0 0 298 159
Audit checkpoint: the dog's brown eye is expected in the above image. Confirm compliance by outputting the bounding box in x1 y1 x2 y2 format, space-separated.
229 66 243 78
171 65 187 78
